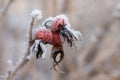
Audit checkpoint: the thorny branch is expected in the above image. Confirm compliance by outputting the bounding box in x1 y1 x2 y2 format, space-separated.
3 14 35 80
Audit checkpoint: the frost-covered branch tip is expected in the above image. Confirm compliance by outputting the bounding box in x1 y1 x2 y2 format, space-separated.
31 10 42 20
3 10 40 80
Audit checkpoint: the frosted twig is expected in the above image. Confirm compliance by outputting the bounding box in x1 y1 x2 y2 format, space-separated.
0 0 14 20
3 10 42 80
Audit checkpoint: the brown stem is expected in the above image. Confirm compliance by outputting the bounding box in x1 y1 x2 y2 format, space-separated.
4 17 35 80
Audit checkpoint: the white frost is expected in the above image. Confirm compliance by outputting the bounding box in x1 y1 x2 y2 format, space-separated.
28 40 46 60
55 14 82 47
56 14 82 40
27 40 40 60
39 42 46 60
31 9 42 20
7 59 13 71
55 14 70 26
42 17 54 27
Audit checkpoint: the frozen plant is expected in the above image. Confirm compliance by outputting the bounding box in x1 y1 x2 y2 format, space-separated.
4 10 82 80
31 14 82 71
4 9 42 80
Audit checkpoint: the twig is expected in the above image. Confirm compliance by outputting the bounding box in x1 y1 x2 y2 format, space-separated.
0 0 14 20
4 18 34 80
3 10 42 80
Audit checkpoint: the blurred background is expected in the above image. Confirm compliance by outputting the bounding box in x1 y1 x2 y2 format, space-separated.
1 0 120 80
